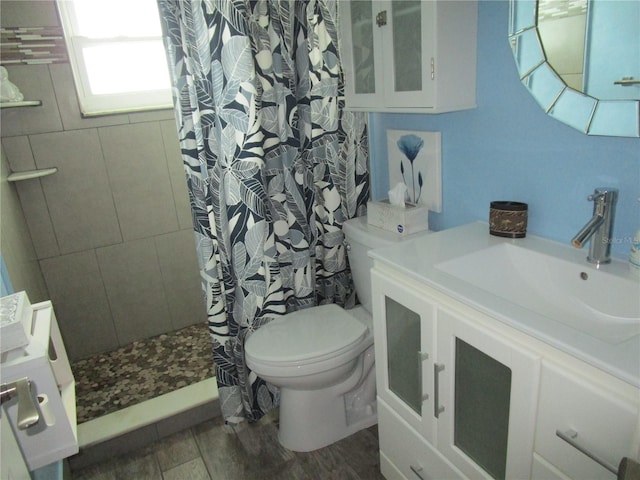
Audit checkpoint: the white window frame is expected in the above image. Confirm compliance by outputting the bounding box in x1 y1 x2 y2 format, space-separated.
56 0 173 116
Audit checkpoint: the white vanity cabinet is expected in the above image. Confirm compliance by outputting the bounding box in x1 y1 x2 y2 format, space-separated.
338 0 477 113
372 268 541 479
372 265 640 480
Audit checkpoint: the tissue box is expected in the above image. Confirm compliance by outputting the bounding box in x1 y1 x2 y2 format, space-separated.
367 200 429 235
0 291 33 353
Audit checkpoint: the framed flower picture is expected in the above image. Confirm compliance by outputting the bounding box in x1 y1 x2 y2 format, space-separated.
386 129 442 212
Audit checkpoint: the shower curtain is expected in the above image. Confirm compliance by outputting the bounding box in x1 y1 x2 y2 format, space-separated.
158 0 369 424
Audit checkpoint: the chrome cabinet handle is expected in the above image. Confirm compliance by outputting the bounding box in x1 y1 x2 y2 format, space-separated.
555 429 619 475
418 351 429 402
434 363 445 418
614 77 640 86
410 464 426 479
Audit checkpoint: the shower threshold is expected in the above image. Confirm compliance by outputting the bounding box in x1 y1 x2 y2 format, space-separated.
70 378 220 471
68 323 219 468
78 377 219 448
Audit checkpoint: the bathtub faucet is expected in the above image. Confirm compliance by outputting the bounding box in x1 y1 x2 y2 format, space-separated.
571 187 618 266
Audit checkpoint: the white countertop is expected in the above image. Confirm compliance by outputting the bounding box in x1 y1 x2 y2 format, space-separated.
369 222 640 388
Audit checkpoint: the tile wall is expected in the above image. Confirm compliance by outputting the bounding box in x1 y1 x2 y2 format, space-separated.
0 3 206 361
0 147 49 301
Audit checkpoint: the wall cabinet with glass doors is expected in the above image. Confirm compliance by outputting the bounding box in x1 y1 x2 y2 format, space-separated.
371 266 640 480
338 0 478 113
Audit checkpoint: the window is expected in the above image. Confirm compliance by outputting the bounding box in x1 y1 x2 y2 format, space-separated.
57 0 172 116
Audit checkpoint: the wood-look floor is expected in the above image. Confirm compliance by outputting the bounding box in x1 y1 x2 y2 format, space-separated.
71 410 385 480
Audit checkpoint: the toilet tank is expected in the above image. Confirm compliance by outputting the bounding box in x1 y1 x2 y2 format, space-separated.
343 216 429 313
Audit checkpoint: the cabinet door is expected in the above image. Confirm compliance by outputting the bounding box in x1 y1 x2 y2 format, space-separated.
436 307 540 480
371 269 436 442
380 0 435 108
339 0 385 109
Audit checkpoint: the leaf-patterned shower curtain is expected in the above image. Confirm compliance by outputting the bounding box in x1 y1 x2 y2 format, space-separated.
158 0 369 424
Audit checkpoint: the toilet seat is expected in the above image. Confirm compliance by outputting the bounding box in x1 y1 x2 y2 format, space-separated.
245 304 368 368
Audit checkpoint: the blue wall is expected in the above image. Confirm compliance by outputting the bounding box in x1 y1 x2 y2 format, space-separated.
369 0 639 259
0 256 14 297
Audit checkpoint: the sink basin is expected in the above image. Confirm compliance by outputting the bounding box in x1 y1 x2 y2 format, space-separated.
435 243 640 345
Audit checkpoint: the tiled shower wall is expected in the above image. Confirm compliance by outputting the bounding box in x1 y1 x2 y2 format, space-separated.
0 2 206 361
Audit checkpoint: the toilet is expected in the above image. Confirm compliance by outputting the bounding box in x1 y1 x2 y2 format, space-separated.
245 215 429 452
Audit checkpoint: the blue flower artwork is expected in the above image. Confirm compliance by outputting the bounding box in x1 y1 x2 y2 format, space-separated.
397 134 425 203
387 129 442 212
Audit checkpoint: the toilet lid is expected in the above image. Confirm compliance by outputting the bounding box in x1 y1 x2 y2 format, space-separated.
245 304 368 366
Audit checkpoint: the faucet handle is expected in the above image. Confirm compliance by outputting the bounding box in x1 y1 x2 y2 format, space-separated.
587 188 618 203
587 192 603 202
0 377 40 430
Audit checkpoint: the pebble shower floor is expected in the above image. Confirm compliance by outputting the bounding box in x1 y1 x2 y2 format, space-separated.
70 323 214 423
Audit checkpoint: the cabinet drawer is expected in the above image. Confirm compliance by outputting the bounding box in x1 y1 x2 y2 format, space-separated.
535 361 639 479
378 400 463 480
532 453 571 480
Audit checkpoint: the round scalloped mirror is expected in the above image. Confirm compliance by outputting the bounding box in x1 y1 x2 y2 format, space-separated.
508 0 639 137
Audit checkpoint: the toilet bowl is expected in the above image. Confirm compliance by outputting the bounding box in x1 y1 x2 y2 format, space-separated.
244 216 429 452
246 303 375 451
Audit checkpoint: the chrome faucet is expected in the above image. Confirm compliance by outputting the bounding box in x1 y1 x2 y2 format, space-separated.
571 187 618 265
1 377 40 430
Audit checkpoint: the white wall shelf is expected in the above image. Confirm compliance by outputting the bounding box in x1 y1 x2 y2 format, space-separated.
0 100 42 108
7 168 57 182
